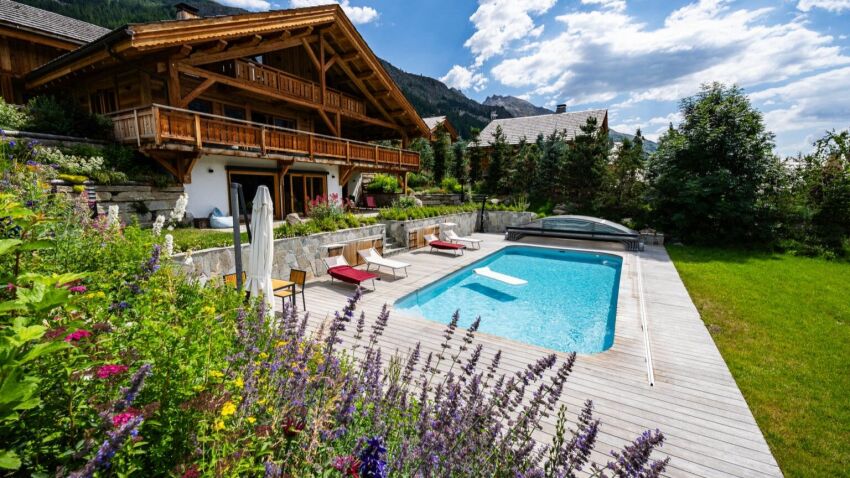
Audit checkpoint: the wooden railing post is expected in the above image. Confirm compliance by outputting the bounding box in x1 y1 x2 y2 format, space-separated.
398 148 402 167
374 144 379 163
309 135 314 161
346 141 350 163
133 109 141 147
261 127 267 156
153 106 162 146
193 114 202 149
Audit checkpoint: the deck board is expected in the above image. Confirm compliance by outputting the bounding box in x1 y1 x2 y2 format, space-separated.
273 235 782 477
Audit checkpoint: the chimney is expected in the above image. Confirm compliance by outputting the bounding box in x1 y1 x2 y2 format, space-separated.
555 104 567 114
175 2 199 20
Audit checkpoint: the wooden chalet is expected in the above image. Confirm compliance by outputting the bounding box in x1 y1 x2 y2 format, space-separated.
422 115 458 142
23 3 428 219
0 0 109 103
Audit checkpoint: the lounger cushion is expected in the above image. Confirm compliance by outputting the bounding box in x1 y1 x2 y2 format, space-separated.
328 266 379 284
430 240 465 250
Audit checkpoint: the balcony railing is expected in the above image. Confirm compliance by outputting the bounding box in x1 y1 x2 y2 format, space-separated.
218 59 367 117
108 104 419 170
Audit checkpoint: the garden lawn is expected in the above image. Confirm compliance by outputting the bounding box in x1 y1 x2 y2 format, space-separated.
667 246 850 478
168 228 247 253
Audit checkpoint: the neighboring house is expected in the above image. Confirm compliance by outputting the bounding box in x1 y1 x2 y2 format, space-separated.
0 0 109 103
17 3 427 220
476 108 608 147
422 115 458 142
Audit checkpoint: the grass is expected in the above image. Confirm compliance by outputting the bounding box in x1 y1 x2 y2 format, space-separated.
667 246 850 477
168 228 248 253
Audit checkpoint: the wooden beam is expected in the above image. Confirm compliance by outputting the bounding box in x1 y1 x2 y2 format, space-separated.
339 166 356 186
241 34 263 48
321 42 399 130
182 153 201 183
176 44 193 58
167 61 181 106
356 70 374 80
185 34 318 66
149 154 179 178
178 77 216 108
319 36 326 106
340 51 359 62
324 55 337 73
317 109 337 136
207 39 229 53
302 38 321 70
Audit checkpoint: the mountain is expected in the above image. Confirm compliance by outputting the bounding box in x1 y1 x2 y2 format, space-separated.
609 131 658 153
379 60 513 139
483 95 551 118
16 0 247 29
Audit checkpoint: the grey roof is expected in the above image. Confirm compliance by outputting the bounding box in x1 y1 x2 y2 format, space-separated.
422 116 447 131
0 0 111 45
478 109 608 145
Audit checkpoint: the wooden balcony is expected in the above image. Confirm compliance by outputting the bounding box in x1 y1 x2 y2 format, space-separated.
109 104 420 172
220 59 367 117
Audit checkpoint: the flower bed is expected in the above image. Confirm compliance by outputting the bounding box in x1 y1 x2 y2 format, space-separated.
0 132 669 476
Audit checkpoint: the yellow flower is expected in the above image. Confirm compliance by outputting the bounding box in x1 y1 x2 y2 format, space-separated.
214 420 225 431
258 352 269 359
257 399 267 405
247 417 256 424
193 385 205 392
233 377 244 389
209 370 224 379
220 401 237 417
96 291 106 298
201 306 216 315
275 340 287 347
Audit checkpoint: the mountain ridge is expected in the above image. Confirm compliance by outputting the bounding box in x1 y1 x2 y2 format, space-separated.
483 94 552 118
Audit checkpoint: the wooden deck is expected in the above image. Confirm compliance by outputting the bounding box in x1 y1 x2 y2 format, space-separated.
279 235 782 477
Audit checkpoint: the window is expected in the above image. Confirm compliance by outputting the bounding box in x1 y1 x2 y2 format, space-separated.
252 112 296 130
188 99 213 114
223 105 246 120
89 89 117 114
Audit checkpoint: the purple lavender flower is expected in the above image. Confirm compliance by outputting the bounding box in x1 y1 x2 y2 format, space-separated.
358 436 388 478
68 415 144 478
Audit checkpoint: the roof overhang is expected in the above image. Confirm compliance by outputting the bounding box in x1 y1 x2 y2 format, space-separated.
26 5 428 138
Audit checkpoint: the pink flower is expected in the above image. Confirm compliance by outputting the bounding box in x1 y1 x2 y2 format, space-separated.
97 364 129 379
112 408 139 427
64 329 92 343
68 285 87 293
5 283 15 292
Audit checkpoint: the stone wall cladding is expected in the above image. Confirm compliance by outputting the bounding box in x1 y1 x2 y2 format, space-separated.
52 181 185 225
381 211 537 247
415 194 463 205
173 224 386 281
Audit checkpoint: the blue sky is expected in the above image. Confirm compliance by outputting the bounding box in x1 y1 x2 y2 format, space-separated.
223 0 850 156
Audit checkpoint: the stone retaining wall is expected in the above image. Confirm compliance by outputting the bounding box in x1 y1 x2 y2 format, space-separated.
173 224 386 281
381 211 537 247
415 193 463 206
52 181 185 225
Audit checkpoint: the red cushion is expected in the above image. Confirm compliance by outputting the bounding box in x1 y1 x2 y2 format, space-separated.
328 266 379 284
430 241 465 250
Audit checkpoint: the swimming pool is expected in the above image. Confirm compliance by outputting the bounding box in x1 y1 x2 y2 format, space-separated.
394 246 622 354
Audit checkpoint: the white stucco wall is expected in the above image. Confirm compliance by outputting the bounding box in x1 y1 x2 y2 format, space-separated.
183 154 342 219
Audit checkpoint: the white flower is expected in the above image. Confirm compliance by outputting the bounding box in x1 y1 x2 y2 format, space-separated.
170 193 189 223
106 205 120 228
164 233 174 257
152 215 165 236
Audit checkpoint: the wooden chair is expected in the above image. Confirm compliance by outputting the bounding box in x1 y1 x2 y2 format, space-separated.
274 269 307 309
223 271 294 292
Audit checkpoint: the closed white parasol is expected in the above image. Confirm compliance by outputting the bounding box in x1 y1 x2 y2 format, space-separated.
245 186 274 309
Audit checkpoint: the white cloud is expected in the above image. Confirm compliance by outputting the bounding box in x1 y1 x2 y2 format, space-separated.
464 0 557 66
751 66 850 134
439 65 489 92
611 112 682 140
488 0 850 108
217 0 272 10
581 0 626 12
289 0 379 24
797 0 850 12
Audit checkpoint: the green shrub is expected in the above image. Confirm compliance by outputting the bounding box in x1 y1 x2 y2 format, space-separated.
25 95 113 140
406 171 432 189
393 195 417 209
441 176 463 193
366 173 401 193
0 97 26 130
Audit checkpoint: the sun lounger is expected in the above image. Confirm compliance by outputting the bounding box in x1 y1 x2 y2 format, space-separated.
425 234 465 256
443 230 482 249
322 255 379 289
358 248 410 277
474 267 527 285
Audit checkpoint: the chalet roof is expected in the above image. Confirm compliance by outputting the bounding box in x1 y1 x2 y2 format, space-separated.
25 4 428 139
423 116 447 130
478 109 608 145
0 0 110 45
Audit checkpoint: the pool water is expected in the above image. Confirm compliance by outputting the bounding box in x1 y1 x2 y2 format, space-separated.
394 246 622 354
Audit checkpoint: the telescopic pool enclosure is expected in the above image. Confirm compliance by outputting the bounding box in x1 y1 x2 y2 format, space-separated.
506 215 644 251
